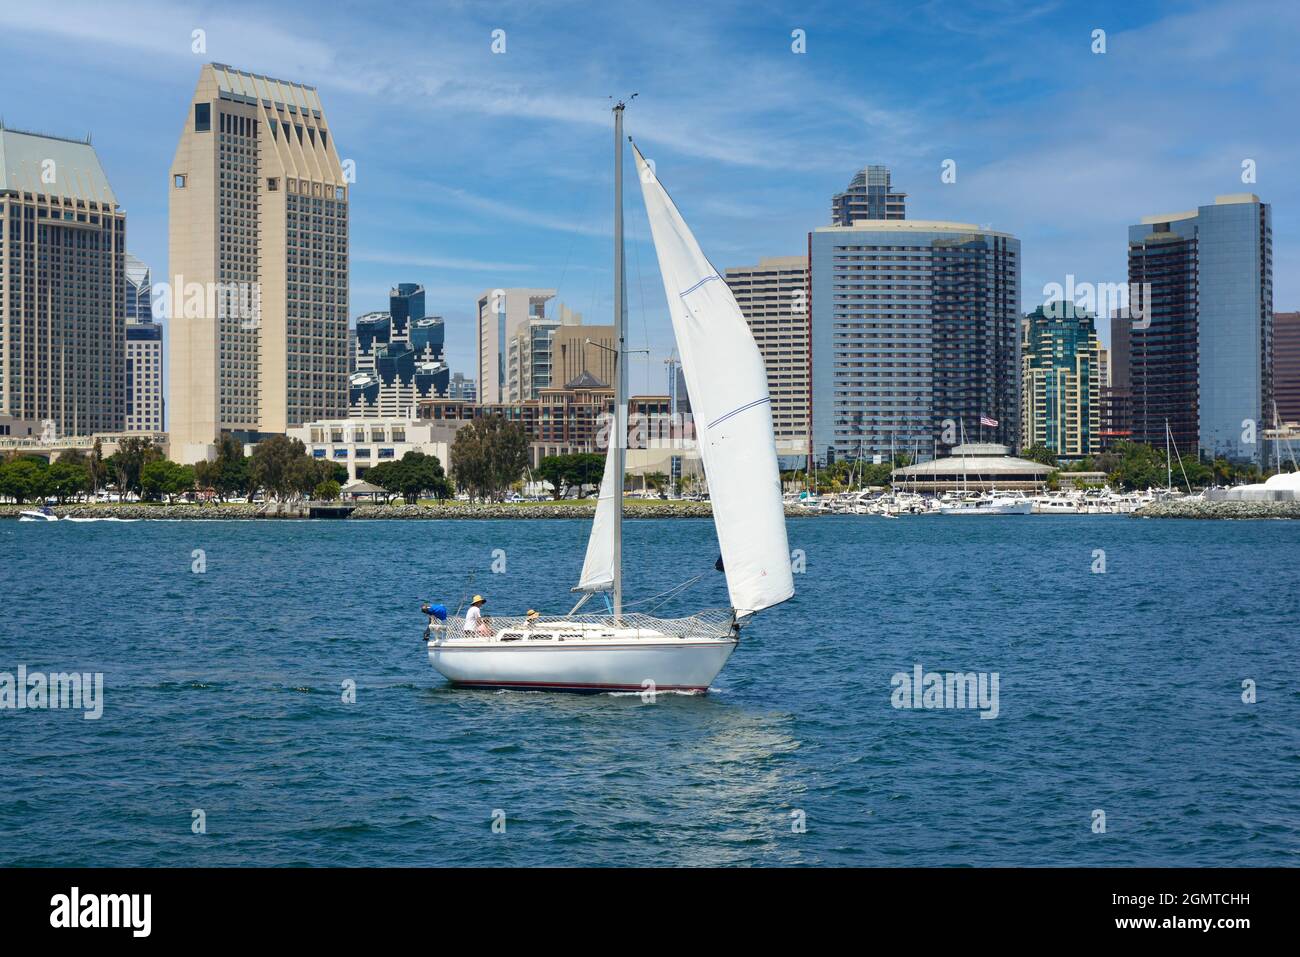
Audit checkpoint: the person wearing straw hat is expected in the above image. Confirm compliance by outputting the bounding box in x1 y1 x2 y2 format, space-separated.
464 595 488 636
525 609 540 629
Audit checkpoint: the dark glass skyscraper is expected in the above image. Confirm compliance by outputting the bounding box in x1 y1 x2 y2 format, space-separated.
1128 194 1272 465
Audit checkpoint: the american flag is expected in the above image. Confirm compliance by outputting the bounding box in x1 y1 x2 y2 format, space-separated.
980 415 999 428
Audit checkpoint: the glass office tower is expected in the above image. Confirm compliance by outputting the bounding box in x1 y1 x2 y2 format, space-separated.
1128 194 1272 465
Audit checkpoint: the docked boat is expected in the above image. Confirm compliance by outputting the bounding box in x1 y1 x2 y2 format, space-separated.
939 491 1033 515
426 102 794 694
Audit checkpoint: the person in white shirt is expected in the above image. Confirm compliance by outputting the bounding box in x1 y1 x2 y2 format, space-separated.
463 595 488 635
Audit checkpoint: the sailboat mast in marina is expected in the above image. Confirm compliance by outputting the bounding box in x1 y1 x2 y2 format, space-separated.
425 101 793 693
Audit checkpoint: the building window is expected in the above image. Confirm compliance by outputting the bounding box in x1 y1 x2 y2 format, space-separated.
267 178 279 191
174 174 186 189
194 102 211 132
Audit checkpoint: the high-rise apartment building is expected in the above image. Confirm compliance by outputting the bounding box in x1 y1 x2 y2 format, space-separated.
447 372 477 403
168 63 349 462
831 165 907 226
476 288 555 404
0 126 126 438
724 255 810 467
1273 311 1300 425
1100 308 1133 448
1020 303 1102 459
349 283 448 418
124 254 164 432
1128 194 1272 464
809 221 1020 466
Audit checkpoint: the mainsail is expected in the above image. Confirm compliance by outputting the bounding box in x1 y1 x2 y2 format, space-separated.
633 146 794 615
574 442 619 592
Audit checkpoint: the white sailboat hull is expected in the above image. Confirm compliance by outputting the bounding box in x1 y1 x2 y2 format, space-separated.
428 635 738 693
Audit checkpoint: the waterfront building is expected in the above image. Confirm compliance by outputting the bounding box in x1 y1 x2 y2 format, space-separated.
809 220 1021 467
124 255 164 433
417 375 694 469
168 63 350 463
1128 194 1272 464
288 415 459 483
890 443 1053 492
0 125 126 437
1020 303 1102 459
1274 311 1300 426
725 255 810 469
348 283 448 418
831 165 906 225
475 288 555 404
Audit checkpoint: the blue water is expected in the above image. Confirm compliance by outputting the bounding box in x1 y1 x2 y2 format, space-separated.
1 516 1297 866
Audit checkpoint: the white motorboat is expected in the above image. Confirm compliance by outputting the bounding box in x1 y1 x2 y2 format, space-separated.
939 491 1033 515
427 103 794 694
18 508 58 522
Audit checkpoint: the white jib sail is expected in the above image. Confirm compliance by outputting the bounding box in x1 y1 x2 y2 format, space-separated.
574 443 619 591
634 147 794 615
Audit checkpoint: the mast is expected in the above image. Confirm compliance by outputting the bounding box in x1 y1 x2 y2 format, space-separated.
612 100 627 617
1170 418 1180 494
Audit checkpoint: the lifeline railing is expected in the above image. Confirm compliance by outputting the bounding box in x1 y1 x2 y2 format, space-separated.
428 608 735 642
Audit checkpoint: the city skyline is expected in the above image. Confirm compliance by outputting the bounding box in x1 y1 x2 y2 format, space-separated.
1 0 1296 398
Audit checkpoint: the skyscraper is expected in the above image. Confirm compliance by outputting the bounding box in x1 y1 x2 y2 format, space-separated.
168 63 349 462
124 254 164 432
476 288 556 404
809 220 1020 466
1020 303 1102 459
0 125 126 437
1273 311 1300 425
1128 194 1272 464
830 165 906 226
349 283 448 417
724 255 810 468
1100 307 1133 449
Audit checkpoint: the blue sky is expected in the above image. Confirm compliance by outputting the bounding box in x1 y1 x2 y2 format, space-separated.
1 0 1295 395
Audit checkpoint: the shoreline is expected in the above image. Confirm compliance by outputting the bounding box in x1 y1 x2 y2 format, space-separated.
0 500 811 520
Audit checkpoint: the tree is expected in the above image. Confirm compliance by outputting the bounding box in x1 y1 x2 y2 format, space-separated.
1020 444 1059 467
535 454 572 499
88 438 108 494
314 479 341 501
368 451 452 504
47 458 91 503
141 459 194 503
105 437 162 500
1106 441 1170 491
249 435 314 501
0 457 50 504
450 416 529 501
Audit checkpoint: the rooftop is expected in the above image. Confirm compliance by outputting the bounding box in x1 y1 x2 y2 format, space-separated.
815 219 1014 239
0 124 117 204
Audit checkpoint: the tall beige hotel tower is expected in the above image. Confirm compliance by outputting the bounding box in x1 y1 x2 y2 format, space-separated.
169 63 348 462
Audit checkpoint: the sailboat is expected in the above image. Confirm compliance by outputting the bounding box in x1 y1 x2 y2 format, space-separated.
426 102 794 693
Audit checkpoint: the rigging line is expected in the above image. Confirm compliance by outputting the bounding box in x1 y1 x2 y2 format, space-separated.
622 573 706 610
552 141 602 306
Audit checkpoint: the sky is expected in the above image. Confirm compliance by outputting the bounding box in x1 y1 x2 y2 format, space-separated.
1 0 1295 396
